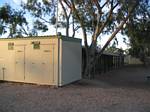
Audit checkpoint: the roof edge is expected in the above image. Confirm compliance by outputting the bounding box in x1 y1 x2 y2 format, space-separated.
0 35 82 43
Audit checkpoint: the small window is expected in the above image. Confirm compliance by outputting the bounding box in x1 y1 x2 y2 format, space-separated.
8 42 14 50
32 41 40 49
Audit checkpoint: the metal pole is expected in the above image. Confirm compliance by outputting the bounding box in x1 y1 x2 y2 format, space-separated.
56 0 59 35
2 68 5 80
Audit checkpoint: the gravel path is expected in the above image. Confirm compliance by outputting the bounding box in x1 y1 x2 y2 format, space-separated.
0 65 150 112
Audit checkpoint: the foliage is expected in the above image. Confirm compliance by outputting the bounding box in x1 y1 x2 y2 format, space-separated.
124 0 150 63
21 0 57 33
22 0 76 37
62 0 139 77
0 4 29 37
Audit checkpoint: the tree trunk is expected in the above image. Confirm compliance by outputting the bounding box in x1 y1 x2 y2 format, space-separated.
83 43 97 79
59 0 70 37
66 17 69 37
84 52 93 78
83 12 132 78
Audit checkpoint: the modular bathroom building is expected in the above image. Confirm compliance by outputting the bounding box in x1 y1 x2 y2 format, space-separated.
0 35 82 86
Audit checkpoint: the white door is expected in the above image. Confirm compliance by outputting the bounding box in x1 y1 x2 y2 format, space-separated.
0 61 4 80
41 45 54 84
15 46 25 81
26 44 54 85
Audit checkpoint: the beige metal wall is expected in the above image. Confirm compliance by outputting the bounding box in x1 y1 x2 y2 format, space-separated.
0 36 82 86
0 38 59 85
59 40 82 86
24 39 59 85
0 41 15 81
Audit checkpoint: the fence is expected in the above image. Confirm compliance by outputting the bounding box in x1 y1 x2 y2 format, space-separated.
82 48 124 75
94 53 124 74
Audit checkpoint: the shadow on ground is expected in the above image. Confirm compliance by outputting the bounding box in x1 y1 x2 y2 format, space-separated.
74 65 150 89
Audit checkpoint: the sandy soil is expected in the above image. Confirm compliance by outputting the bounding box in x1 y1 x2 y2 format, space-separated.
0 65 150 112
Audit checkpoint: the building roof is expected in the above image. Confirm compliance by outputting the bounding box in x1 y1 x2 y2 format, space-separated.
0 35 82 43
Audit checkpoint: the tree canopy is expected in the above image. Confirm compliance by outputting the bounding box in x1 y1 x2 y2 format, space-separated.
21 0 56 33
0 4 28 37
60 0 139 77
124 0 150 63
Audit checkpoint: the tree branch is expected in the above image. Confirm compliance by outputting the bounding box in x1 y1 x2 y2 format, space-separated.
60 0 71 36
92 0 101 14
59 0 68 19
21 25 29 36
62 0 71 9
101 0 109 9
96 2 119 38
68 0 88 48
98 5 137 57
34 14 51 24
92 1 118 46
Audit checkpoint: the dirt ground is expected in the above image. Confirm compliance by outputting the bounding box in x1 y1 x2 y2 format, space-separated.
0 65 150 112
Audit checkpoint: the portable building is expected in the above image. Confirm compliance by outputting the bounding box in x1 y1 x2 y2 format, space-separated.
0 35 82 86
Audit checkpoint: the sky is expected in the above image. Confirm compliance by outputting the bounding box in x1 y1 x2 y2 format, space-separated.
0 0 129 50
0 0 27 6
0 0 21 7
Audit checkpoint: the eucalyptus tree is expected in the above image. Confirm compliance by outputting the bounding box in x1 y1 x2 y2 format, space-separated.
21 0 56 33
0 4 32 37
62 0 139 77
21 0 78 37
124 0 150 64
59 0 79 37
